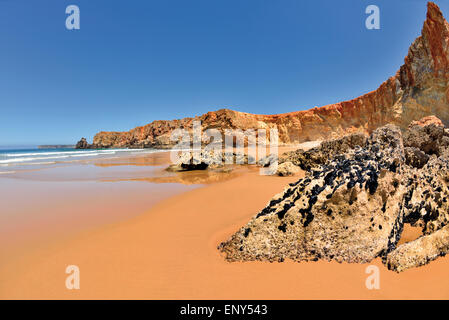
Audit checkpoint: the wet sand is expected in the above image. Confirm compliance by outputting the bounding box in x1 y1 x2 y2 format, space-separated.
1 148 449 299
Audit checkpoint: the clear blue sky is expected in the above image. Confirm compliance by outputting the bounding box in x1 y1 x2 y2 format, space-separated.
0 0 447 146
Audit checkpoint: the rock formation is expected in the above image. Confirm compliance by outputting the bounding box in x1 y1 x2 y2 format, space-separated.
166 150 255 172
75 138 89 149
79 2 449 150
279 133 367 170
275 162 301 177
218 117 449 272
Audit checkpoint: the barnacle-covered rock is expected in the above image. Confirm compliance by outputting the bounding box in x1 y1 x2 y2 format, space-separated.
279 133 367 170
218 125 406 263
386 224 449 272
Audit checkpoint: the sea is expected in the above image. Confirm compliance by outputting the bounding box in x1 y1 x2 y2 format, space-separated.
0 147 164 174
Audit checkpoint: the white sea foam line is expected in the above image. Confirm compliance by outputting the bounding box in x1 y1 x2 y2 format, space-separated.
110 149 147 152
71 151 116 157
18 161 57 166
130 151 160 155
4 150 101 157
3 148 160 158
0 155 70 164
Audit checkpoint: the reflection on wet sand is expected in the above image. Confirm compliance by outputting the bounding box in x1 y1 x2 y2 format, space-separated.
92 152 171 167
102 165 257 185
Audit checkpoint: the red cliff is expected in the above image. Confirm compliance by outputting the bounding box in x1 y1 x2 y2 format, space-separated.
86 2 449 149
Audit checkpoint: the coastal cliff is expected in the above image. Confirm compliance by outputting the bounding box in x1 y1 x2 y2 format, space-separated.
80 2 449 149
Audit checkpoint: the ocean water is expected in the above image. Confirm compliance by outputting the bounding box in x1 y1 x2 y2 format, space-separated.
0 147 164 173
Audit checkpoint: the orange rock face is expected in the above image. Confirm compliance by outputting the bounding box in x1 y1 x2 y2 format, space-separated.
90 2 449 149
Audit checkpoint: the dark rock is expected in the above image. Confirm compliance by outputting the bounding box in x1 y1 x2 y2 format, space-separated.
280 133 368 170
404 147 429 168
75 138 90 149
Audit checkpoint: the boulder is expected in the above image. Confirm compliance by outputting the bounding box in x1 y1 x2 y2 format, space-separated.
276 162 300 176
402 150 449 235
404 147 429 168
403 115 449 156
386 224 449 272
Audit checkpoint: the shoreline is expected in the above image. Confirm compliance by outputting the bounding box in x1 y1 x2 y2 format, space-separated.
2 161 449 299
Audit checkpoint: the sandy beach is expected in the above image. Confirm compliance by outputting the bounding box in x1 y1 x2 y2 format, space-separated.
1 148 449 300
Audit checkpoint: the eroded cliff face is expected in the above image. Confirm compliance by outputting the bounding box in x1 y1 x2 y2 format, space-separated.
85 2 449 149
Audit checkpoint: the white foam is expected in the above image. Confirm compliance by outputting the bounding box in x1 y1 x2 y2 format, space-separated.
4 150 99 157
71 151 116 157
0 148 165 166
0 155 70 164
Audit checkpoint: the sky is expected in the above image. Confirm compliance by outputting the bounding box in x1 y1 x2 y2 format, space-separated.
0 0 447 146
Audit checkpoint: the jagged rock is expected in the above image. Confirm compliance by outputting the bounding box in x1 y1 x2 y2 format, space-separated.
402 151 449 235
403 121 446 155
276 162 300 176
75 138 89 149
218 125 406 263
404 147 429 168
279 133 367 170
219 116 449 271
386 224 449 272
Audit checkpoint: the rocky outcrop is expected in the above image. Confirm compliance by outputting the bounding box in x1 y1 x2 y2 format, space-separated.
219 117 449 272
166 150 255 172
402 151 449 235
81 3 449 150
279 133 367 170
75 138 89 149
219 125 406 263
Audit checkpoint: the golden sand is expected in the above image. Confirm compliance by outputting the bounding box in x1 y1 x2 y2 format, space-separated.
1 149 449 299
